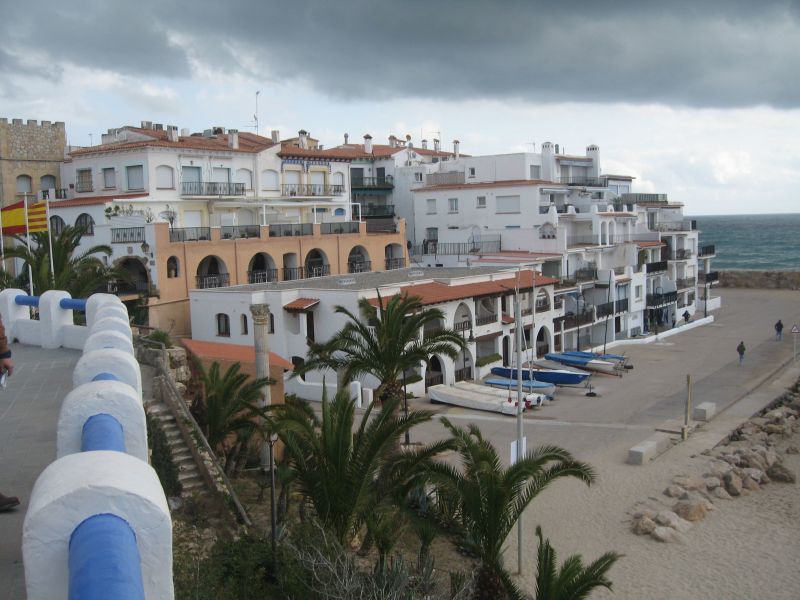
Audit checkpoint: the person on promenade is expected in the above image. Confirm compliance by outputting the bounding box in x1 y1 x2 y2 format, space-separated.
775 320 784 341
0 314 17 511
737 341 746 365
683 310 691 324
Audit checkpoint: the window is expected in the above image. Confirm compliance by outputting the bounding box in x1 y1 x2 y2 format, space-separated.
235 168 253 190
476 196 486 208
448 198 459 213
167 256 179 278
241 314 248 335
414 172 423 183
76 169 93 193
216 313 230 337
40 174 56 190
16 175 32 194
530 165 541 179
102 168 116 189
635 285 643 300
126 165 144 190
212 167 230 183
426 198 437 214
76 213 95 235
334 208 346 216
468 167 476 178
496 195 521 214
50 215 66 236
425 227 439 241
155 165 174 189
261 169 279 190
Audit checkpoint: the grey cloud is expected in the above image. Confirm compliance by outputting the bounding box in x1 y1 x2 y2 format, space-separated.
5 0 800 108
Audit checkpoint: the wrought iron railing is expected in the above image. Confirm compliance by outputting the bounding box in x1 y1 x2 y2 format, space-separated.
596 301 615 318
699 271 719 284
181 182 246 196
698 244 716 257
358 204 395 218
476 314 497 326
670 249 694 260
281 184 345 196
425 373 444 387
351 176 394 188
169 227 211 242
455 367 473 382
554 310 595 330
248 269 278 284
535 300 551 312
646 291 678 307
410 238 501 256
221 225 260 239
646 261 668 274
195 273 230 289
306 264 331 278
282 267 305 281
676 277 696 290
385 257 406 270
111 227 145 244
269 223 313 237
321 221 360 235
348 260 371 274
453 320 473 332
616 298 629 313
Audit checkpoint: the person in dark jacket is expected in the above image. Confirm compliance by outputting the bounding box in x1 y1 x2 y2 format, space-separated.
737 341 746 366
0 315 17 511
775 320 784 341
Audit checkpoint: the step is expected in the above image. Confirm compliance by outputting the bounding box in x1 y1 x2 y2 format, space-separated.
173 452 193 463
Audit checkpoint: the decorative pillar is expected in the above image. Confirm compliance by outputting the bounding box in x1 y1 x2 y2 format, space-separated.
250 303 272 469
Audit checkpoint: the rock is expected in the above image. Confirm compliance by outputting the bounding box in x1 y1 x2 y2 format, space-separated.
724 471 743 496
767 463 797 483
743 468 768 484
741 476 761 491
651 526 688 544
713 487 732 500
168 497 183 511
632 509 657 520
672 476 705 490
664 485 686 498
672 500 708 522
631 515 657 535
785 445 799 455
765 450 779 467
764 424 787 435
655 510 693 533
704 476 721 490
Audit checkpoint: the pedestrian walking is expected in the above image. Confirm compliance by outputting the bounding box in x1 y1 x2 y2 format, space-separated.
775 320 784 341
683 310 691 324
0 314 16 511
737 341 746 365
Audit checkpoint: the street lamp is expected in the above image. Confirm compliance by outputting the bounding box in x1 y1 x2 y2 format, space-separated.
267 432 279 556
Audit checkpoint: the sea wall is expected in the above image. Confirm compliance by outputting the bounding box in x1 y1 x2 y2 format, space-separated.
718 270 800 290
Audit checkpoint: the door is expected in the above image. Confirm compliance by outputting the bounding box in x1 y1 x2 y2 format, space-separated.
350 167 364 185
183 210 202 228
306 312 315 342
376 167 386 184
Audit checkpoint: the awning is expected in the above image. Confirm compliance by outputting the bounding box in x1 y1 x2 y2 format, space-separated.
283 297 320 312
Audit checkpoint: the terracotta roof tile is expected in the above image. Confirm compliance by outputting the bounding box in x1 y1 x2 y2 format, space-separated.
283 297 320 311
69 129 275 157
501 314 515 324
181 338 293 370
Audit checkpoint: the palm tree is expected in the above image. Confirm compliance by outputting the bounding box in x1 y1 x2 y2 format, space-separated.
271 388 452 546
295 291 465 405
5 225 121 297
428 418 597 600
533 526 620 600
196 360 273 474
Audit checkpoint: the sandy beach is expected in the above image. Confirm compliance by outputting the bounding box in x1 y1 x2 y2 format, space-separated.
413 288 800 599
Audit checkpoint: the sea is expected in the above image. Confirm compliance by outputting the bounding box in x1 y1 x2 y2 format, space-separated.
693 213 800 271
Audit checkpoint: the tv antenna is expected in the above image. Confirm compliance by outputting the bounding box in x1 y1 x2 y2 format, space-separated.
254 90 261 135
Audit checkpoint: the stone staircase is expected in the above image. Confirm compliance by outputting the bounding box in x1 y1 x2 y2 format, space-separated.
145 399 205 497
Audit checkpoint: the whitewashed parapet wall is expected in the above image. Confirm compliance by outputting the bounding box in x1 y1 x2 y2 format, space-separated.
0 291 174 600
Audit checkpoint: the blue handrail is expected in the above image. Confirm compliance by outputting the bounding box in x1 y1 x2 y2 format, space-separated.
81 413 126 453
15 295 38 307
14 295 88 312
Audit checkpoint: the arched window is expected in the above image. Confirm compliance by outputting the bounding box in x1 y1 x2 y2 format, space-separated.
16 175 32 194
50 215 66 236
40 175 56 190
241 314 248 335
261 169 279 191
167 256 179 278
216 313 230 337
334 207 346 216
155 165 174 189
76 213 95 235
235 168 253 190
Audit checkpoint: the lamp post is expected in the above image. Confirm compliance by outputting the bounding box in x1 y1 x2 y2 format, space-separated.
267 432 279 556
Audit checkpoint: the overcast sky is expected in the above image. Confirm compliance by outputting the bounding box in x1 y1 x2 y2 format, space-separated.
3 0 798 215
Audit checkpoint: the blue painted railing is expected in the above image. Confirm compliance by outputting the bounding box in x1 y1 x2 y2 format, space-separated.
14 294 88 312
81 413 126 453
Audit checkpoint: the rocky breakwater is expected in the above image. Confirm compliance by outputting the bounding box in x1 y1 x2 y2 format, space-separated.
630 379 799 543
718 270 800 290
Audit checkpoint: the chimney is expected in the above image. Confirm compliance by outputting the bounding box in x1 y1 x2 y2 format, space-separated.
167 126 179 142
140 120 153 130
364 134 373 153
405 133 411 147
298 129 308 149
421 139 428 150
433 138 440 152
180 128 190 137
555 143 560 154
389 135 397 148
453 139 460 159
228 129 239 149
586 144 600 178
344 133 349 144
271 129 280 143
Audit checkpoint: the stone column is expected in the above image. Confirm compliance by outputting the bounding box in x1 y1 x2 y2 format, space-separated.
250 303 272 469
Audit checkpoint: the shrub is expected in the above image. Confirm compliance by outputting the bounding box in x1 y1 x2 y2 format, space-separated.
475 353 502 367
145 328 172 349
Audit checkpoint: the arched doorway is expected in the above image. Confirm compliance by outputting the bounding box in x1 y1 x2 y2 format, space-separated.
305 249 330 278
384 243 405 270
196 256 229 288
114 257 149 295
283 252 300 281
536 326 551 357
502 335 510 366
425 356 445 389
347 246 371 273
248 252 277 283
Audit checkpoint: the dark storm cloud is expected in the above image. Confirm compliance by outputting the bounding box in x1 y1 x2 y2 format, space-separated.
5 0 800 108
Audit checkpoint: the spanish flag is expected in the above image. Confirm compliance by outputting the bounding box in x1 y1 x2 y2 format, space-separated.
0 200 48 235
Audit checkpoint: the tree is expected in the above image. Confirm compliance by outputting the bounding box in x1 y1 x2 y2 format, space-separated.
272 388 452 546
5 225 121 297
196 360 273 474
428 419 598 600
295 291 465 405
533 526 620 600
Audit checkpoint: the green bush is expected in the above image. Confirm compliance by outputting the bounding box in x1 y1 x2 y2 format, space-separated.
146 413 182 497
145 329 172 349
475 353 502 367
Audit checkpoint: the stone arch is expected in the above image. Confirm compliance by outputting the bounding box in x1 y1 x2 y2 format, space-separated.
166 256 179 278
425 355 446 390
304 248 329 278
16 174 32 194
535 325 552 357
384 243 404 270
114 257 149 295
76 213 95 235
453 302 473 330
196 255 229 289
535 288 551 311
248 252 277 283
347 245 371 273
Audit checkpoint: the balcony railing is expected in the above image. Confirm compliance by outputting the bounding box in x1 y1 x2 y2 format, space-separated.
111 227 145 244
306 264 331 278
248 269 278 284
559 176 606 187
575 267 598 282
359 204 395 218
385 257 406 270
169 227 211 242
653 220 697 232
453 320 472 332
281 183 345 196
410 238 502 256
109 280 149 295
646 291 678 307
348 260 371 274
75 182 93 193
699 271 719 284
698 244 716 257
196 273 230 289
221 225 261 239
41 188 68 200
351 176 394 189
535 300 551 312
321 221 360 235
670 249 694 260
476 314 498 326
553 297 564 310
181 182 246 196
596 301 615 319
646 260 668 274
555 310 594 330
269 223 313 237
676 277 696 290
454 367 473 382
425 373 444 387
616 298 629 313
619 193 668 204
423 326 444 340
282 267 305 281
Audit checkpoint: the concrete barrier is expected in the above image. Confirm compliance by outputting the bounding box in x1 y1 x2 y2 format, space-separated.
83 330 136 356
628 433 673 465
693 401 717 421
73 349 142 396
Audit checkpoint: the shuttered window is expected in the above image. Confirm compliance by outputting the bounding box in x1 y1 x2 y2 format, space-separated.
126 165 144 190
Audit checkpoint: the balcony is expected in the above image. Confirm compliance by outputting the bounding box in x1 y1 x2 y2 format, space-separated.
554 310 594 330
181 182 246 196
616 298 629 313
596 301 615 319
653 220 697 232
535 299 551 312
553 297 564 310
676 277 696 290
453 320 473 332
410 238 501 256
221 225 260 239
75 182 93 193
559 176 606 187
282 266 305 281
248 269 278 284
269 223 313 237
619 193 668 204
169 227 211 242
698 244 716 257
306 264 331 278
385 257 406 270
196 273 230 289
359 204 395 218
645 260 668 274
669 249 694 261
423 325 443 340
699 271 719 284
575 267 598 282
646 291 678 307
41 188 68 200
476 314 498 326
348 260 371 274
321 221 360 235
109 280 149 295
111 227 145 244
281 183 344 197
351 176 394 189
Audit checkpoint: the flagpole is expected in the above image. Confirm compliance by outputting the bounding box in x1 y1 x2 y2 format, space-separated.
0 200 5 266
23 194 34 296
45 198 55 286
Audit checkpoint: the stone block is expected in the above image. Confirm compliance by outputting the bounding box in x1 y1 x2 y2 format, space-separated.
693 402 716 421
